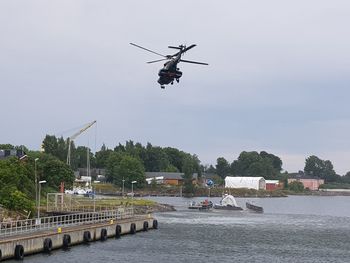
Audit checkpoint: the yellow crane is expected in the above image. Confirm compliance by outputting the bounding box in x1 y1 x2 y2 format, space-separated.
66 120 97 166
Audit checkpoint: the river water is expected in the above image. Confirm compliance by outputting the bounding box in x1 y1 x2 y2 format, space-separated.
9 196 350 263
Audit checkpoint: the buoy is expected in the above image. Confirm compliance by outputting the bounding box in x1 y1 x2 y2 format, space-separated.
63 234 71 248
100 228 108 241
14 244 24 260
152 219 158 229
43 238 53 253
83 231 92 243
115 225 122 239
130 223 136 234
143 221 149 231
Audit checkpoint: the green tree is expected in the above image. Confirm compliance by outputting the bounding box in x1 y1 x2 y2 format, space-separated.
106 152 123 183
42 135 59 157
206 164 216 174
231 151 282 179
41 135 68 162
0 144 15 149
106 153 145 188
342 171 350 183
144 143 170 172
0 157 34 195
164 147 186 172
304 155 339 182
56 136 68 162
0 157 35 212
117 155 145 188
182 157 195 194
0 187 34 213
111 141 202 176
95 144 113 168
39 155 75 190
72 146 95 169
164 164 179 172
216 157 230 178
260 151 282 172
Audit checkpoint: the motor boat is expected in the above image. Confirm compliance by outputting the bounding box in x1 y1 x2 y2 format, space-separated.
214 194 243 210
188 200 213 211
246 201 264 213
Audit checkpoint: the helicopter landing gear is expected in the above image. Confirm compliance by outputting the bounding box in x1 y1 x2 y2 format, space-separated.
160 85 165 89
176 78 179 83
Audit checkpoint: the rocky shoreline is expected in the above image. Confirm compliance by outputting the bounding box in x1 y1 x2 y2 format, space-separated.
134 203 176 214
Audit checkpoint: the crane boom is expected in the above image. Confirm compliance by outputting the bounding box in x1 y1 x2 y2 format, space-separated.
66 120 96 166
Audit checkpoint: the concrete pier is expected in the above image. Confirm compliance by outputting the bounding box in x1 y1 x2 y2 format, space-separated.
0 216 158 261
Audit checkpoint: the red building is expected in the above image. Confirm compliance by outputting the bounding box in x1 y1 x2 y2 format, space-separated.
288 177 324 191
265 180 282 191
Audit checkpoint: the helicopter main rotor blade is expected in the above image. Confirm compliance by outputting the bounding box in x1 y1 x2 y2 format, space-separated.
147 58 169 64
180 59 208 65
183 44 196 53
172 44 197 57
130 43 166 58
168 46 182 50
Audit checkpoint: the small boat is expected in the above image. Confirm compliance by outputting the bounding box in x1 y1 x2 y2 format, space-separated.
188 200 213 211
246 201 264 213
214 194 243 211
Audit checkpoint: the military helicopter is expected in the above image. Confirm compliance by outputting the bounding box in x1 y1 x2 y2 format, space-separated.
130 43 208 89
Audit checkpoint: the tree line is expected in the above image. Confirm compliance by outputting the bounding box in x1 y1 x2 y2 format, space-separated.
208 152 350 184
41 137 202 189
2 138 350 213
41 135 350 184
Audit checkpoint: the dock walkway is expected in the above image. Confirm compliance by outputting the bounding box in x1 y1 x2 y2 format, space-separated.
0 208 158 261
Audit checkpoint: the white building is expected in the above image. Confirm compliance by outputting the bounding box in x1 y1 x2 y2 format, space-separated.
224 176 266 190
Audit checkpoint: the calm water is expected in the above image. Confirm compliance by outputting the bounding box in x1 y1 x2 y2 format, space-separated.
9 196 350 263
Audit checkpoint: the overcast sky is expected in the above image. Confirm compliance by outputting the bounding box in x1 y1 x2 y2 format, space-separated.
1 0 349 174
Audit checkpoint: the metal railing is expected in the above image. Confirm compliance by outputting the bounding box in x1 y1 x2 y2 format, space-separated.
46 193 128 213
0 207 134 238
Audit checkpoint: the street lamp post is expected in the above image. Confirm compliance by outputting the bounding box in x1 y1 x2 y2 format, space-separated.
122 178 125 198
37 180 46 223
34 158 39 216
131 181 137 200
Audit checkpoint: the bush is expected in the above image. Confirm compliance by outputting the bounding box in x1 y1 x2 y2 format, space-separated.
0 188 34 213
288 181 304 192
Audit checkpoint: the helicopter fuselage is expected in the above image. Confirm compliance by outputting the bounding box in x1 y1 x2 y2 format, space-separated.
158 56 182 86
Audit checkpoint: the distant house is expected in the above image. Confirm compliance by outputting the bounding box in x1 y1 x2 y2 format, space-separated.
0 149 26 160
77 168 106 178
288 173 324 190
224 176 266 190
145 172 198 186
265 180 283 191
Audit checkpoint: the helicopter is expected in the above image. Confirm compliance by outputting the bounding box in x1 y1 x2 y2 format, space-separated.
130 43 208 89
